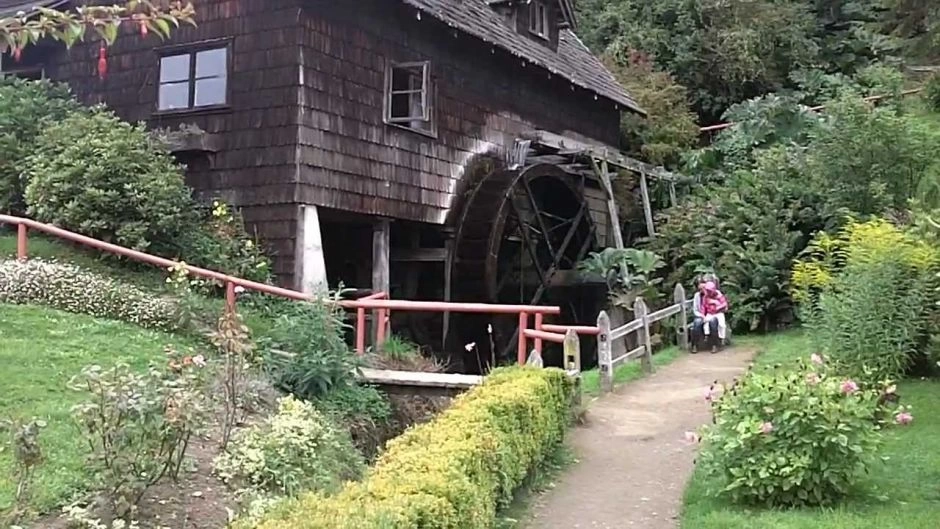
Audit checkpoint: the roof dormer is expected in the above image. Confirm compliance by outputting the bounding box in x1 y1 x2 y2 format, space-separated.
486 0 576 48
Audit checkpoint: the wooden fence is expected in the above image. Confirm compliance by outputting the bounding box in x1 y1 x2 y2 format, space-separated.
595 283 691 394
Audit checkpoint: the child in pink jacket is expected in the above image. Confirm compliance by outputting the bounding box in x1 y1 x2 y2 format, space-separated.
702 281 728 348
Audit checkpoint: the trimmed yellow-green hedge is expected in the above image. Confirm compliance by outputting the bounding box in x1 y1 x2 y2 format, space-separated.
252 366 575 529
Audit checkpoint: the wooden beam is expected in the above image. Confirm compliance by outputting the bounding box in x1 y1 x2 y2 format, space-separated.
527 129 685 182
390 247 448 262
372 219 391 293
639 172 656 238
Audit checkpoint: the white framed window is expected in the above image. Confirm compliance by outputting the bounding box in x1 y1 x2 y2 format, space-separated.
385 61 434 135
529 0 550 39
158 46 228 112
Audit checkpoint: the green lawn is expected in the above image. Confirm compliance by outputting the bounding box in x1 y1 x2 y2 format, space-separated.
0 303 197 515
681 331 940 529
580 345 683 396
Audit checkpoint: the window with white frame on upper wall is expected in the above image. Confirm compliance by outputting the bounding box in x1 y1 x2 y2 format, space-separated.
385 61 434 135
528 0 550 39
157 45 228 112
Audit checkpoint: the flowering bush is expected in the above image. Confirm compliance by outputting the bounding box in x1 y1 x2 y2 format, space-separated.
0 259 177 330
68 347 209 518
697 356 894 507
213 395 364 518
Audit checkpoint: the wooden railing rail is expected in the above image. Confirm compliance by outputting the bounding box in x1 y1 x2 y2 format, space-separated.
594 283 691 393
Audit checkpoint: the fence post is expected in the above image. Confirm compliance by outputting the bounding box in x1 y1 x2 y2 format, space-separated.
16 223 27 261
517 312 529 365
225 281 237 314
634 297 653 374
674 283 689 351
563 329 582 405
534 313 544 354
355 307 366 355
596 310 612 394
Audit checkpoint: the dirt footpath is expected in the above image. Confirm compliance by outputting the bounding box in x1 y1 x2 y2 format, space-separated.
525 348 755 529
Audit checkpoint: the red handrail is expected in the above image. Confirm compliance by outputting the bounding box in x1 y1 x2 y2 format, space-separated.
1 215 567 364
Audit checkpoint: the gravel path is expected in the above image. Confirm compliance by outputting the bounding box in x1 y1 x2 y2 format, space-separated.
525 347 756 529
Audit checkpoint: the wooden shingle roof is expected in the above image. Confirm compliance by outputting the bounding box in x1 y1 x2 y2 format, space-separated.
401 0 644 114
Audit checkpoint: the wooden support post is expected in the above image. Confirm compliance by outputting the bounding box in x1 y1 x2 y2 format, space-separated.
634 297 653 373
674 283 689 351
596 310 612 394
639 171 656 238
563 329 582 405
442 231 455 351
298 205 328 294
16 223 27 261
372 219 390 348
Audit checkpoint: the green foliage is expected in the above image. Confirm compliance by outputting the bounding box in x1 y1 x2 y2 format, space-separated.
257 297 357 400
249 367 575 529
578 247 665 309
313 384 393 459
68 347 209 518
0 78 80 215
698 357 884 507
177 200 273 284
213 395 364 511
925 74 940 112
792 219 939 381
24 109 196 255
0 259 178 330
602 53 698 168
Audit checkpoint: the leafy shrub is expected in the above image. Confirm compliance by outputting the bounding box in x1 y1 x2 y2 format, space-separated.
214 395 364 504
23 109 196 255
68 348 208 518
257 297 357 400
578 247 665 309
177 200 272 284
698 357 884 507
925 74 940 112
792 219 939 380
313 384 393 460
250 367 575 529
0 259 177 330
0 78 81 215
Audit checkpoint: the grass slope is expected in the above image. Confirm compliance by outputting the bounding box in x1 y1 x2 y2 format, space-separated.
0 303 196 514
681 332 940 529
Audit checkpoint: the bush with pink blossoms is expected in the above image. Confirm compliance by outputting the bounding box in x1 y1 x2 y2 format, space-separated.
696 356 896 507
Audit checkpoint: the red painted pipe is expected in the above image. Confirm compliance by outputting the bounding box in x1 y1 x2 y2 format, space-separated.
517 312 528 365
523 328 567 344
534 313 544 354
356 308 367 355
16 223 27 261
342 298 561 315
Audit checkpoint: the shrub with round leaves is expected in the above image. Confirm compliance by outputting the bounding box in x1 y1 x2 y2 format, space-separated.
23 108 196 254
213 395 364 518
696 356 896 507
0 259 177 330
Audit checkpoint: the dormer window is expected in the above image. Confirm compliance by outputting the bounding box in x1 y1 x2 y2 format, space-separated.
528 0 550 39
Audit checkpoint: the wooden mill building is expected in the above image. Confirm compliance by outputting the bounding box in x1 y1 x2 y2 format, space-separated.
1 0 680 364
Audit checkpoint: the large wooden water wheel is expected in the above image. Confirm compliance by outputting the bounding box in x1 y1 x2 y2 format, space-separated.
450 163 600 369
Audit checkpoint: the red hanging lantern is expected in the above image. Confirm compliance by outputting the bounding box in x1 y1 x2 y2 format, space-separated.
97 43 108 80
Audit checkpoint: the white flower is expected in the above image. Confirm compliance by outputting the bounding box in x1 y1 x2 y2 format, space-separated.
487 324 493 334
192 355 207 367
464 342 476 352
233 285 246 294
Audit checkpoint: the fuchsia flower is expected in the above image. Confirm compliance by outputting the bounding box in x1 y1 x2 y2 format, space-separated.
895 412 914 425
805 372 821 385
760 422 774 434
841 380 859 395
810 353 824 365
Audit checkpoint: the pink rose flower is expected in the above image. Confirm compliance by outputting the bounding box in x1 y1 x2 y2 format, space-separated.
895 412 913 425
841 380 859 395
760 422 774 434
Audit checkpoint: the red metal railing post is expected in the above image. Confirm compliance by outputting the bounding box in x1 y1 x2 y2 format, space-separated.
225 281 236 314
517 311 528 365
534 313 544 354
356 307 366 355
16 223 27 261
